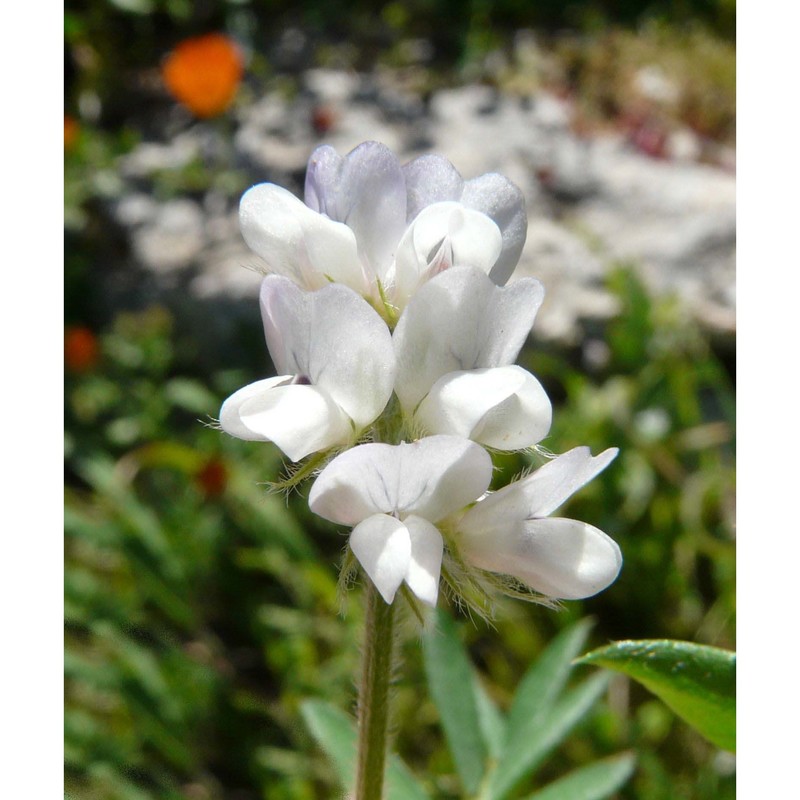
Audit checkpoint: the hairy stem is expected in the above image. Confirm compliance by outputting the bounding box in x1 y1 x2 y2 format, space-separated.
355 580 395 800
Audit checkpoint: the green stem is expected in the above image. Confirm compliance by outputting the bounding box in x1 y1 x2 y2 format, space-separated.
356 580 396 800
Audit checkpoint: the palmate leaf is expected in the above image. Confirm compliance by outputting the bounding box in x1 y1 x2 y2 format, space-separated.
523 752 636 800
577 639 735 751
300 700 430 800
422 609 489 793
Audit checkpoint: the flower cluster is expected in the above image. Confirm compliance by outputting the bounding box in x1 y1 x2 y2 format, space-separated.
220 142 622 610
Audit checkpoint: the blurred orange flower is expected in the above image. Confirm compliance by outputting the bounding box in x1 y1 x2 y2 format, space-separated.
162 33 244 118
65 326 100 373
64 115 79 149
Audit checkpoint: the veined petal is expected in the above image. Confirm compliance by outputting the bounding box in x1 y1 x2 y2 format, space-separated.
393 266 545 410
461 173 527 285
260 277 396 427
308 436 493 526
220 379 351 461
404 515 444 606
391 202 502 308
304 144 344 217
403 154 464 221
416 366 552 450
239 183 366 292
305 142 407 280
460 516 622 599
350 514 411 605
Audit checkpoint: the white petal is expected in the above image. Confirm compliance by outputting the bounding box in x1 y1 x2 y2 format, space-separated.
403 515 444 606
350 514 411 605
461 173 527 285
391 203 502 308
310 142 407 280
461 517 622 599
393 266 545 410
416 366 552 450
458 447 619 536
219 376 291 442
403 154 464 220
239 183 367 292
308 436 493 526
235 382 352 462
260 277 396 427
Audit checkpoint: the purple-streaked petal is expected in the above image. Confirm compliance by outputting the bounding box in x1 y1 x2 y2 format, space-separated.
460 516 622 599
393 266 545 410
461 173 527 285
350 514 411 605
308 436 493 526
260 277 396 427
416 366 552 450
220 379 351 461
391 203 502 308
404 515 444 606
403 154 464 221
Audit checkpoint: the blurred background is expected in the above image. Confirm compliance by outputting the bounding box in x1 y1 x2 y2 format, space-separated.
64 1 735 798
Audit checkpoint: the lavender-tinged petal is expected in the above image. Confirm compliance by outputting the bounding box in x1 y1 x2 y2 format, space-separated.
335 141 407 279
403 154 464 221
461 173 527 285
304 144 344 216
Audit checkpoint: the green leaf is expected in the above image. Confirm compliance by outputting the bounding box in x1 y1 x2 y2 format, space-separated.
472 673 507 762
300 700 430 800
523 752 636 800
505 619 595 745
486 671 611 800
422 609 488 793
577 639 735 751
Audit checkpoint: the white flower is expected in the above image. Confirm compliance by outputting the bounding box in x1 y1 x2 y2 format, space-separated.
219 275 396 461
308 436 493 606
456 447 623 599
393 266 552 450
239 142 527 312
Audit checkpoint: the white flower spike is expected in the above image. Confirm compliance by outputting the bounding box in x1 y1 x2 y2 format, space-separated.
309 436 493 606
220 276 396 461
457 447 623 599
393 266 552 450
240 142 528 315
